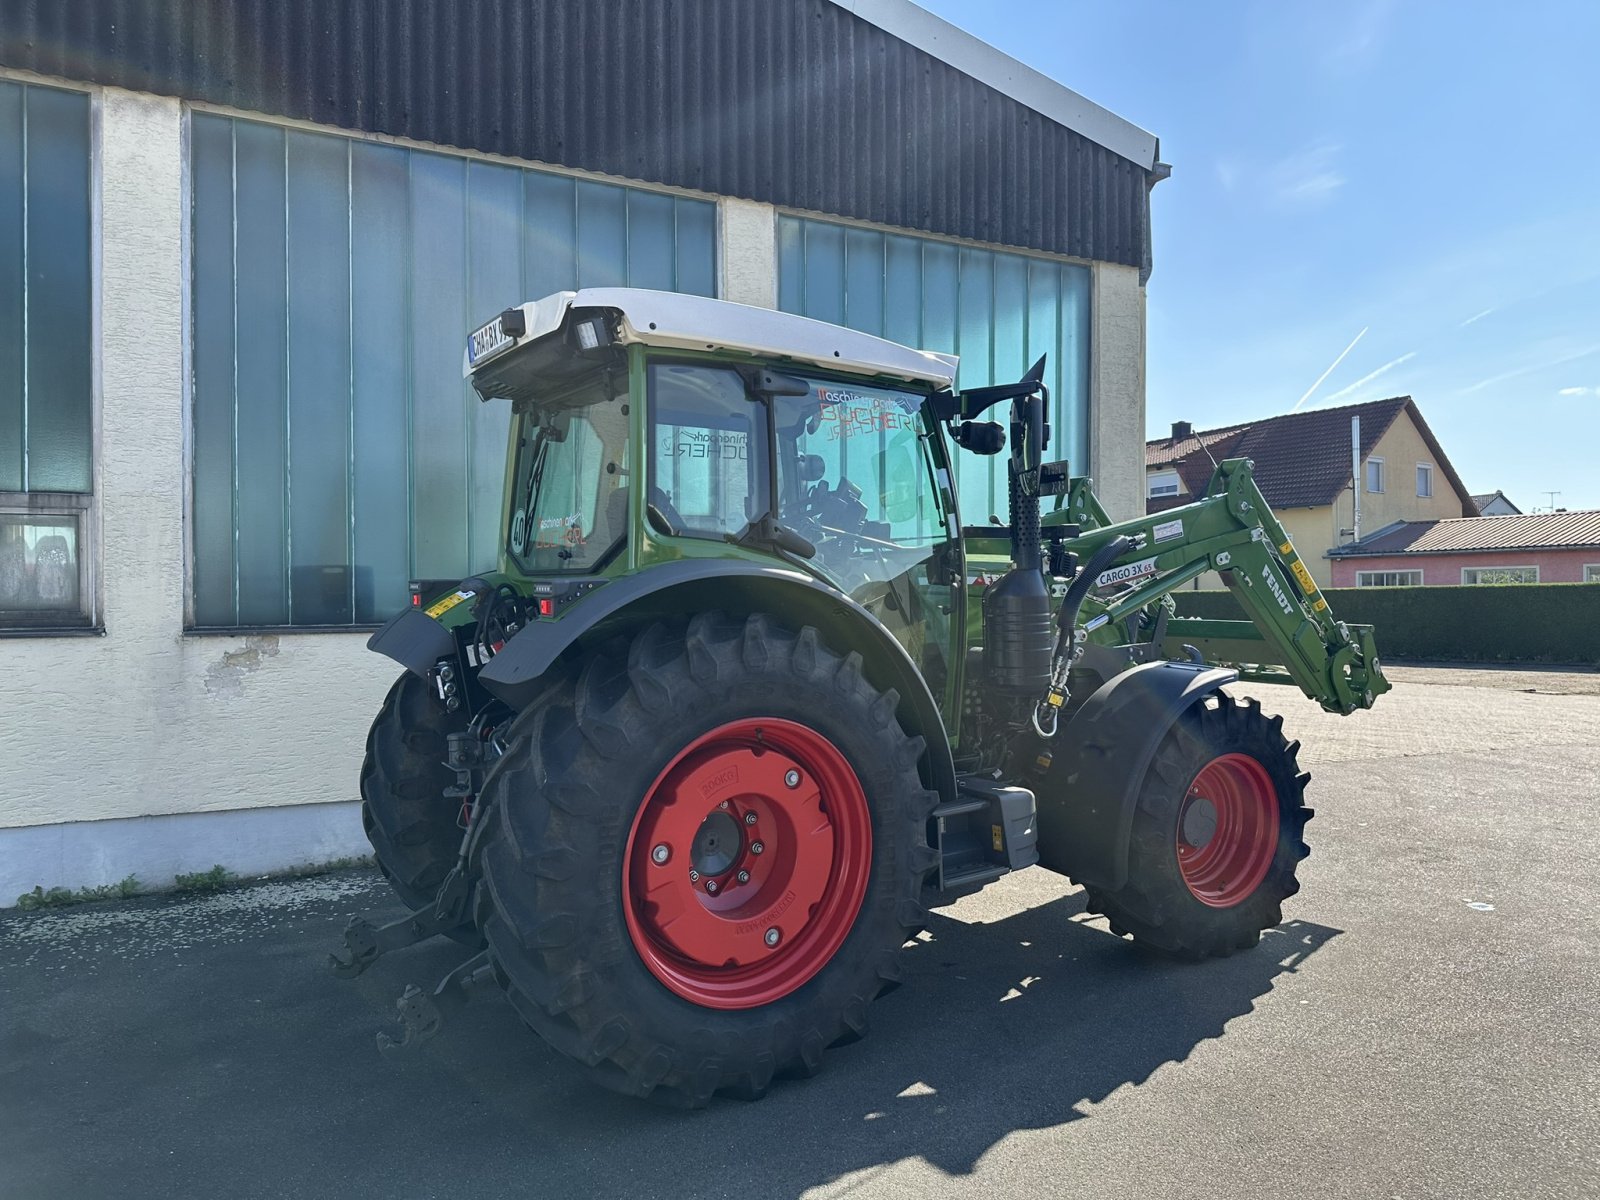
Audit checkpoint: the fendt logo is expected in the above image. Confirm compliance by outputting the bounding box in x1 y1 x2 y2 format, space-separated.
1261 563 1295 615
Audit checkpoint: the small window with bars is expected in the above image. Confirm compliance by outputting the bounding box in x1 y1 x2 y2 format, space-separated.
1355 570 1422 587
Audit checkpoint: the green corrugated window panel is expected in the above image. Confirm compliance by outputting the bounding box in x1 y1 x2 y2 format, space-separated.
777 215 1092 527
189 114 717 627
0 81 92 495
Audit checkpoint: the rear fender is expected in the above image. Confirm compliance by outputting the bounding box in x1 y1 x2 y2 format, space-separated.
1034 661 1239 890
475 560 958 803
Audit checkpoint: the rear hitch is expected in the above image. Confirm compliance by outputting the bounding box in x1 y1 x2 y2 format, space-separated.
328 864 472 978
377 950 495 1056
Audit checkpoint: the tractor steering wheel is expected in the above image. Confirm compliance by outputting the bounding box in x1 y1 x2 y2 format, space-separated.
647 486 688 536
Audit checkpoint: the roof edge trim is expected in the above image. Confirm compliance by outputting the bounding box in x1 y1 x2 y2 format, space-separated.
830 0 1160 169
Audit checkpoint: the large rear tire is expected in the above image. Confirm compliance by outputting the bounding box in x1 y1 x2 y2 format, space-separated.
360 673 472 926
1083 694 1311 959
472 613 937 1106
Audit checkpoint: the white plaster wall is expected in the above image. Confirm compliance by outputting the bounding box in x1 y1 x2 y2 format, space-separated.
1090 261 1148 524
718 198 778 309
1 91 398 877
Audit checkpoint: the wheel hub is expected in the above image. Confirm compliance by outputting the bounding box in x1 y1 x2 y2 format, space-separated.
1176 752 1279 909
690 809 743 877
623 718 872 1009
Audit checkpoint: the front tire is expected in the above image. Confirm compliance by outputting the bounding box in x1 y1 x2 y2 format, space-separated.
472 613 938 1106
1083 694 1311 959
360 673 471 918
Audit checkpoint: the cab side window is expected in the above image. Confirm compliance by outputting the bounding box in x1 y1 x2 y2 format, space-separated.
647 363 768 540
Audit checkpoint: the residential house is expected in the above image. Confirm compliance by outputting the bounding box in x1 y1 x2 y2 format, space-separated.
1471 491 1523 516
1146 396 1476 587
1329 511 1600 586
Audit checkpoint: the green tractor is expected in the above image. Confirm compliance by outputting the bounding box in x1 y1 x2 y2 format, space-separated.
337 287 1389 1105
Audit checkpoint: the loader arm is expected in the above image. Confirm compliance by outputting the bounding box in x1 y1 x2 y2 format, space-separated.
1044 458 1390 714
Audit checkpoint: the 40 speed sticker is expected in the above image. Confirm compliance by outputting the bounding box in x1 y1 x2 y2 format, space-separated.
1094 556 1159 589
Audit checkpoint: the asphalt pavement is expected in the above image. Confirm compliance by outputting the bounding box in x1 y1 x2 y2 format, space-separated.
3 667 1597 1199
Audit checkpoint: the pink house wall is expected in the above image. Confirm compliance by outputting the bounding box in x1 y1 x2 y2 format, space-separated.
1330 548 1600 587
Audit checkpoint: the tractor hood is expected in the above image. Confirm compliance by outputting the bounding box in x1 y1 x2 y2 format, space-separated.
463 287 959 391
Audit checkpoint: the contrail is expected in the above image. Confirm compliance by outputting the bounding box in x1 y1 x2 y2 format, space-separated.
1322 351 1416 403
1460 308 1495 327
1292 327 1368 411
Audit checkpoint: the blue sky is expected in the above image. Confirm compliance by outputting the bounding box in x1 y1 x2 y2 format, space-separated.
920 0 1600 510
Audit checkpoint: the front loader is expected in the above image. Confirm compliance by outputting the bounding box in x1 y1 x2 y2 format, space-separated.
336 287 1388 1105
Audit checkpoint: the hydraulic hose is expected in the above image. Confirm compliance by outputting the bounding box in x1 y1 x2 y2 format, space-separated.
1053 535 1137 659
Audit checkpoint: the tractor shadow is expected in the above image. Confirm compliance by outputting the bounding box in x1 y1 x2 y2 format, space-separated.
0 874 1337 1198
410 887 1342 1197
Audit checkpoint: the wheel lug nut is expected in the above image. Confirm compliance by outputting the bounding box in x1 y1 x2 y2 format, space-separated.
651 844 670 865
689 869 700 882
784 769 801 789
705 879 719 894
743 812 757 826
750 841 764 855
736 870 750 884
764 927 781 947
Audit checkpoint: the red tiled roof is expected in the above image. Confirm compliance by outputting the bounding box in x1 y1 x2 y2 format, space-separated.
1330 510 1600 556
1145 396 1473 514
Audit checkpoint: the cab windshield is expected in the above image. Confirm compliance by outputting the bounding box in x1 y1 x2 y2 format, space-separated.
504 377 629 574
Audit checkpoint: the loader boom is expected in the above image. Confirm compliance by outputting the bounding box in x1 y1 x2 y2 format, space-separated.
1042 457 1390 714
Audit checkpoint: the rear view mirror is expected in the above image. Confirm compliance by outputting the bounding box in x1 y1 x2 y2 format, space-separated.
952 421 1005 455
752 369 811 397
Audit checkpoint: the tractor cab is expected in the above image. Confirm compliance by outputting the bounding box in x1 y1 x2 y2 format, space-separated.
461 288 969 708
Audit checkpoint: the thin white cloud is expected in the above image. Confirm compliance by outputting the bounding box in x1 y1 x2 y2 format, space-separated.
1215 160 1238 192
1558 386 1598 397
1460 308 1495 327
1293 327 1368 411
1270 142 1346 206
1322 0 1394 72
1321 351 1417 404
1462 344 1600 394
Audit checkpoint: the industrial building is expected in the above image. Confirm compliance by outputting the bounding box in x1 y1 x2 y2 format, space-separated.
0 0 1163 898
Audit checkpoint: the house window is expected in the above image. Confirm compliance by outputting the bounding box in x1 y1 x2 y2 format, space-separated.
1462 566 1539 585
1148 470 1180 499
188 113 717 628
1416 463 1433 498
1365 457 1385 493
0 81 96 632
1584 565 1599 583
1356 570 1422 587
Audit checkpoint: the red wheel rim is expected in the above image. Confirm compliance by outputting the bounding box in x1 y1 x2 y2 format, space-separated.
623 718 873 1009
1176 753 1279 908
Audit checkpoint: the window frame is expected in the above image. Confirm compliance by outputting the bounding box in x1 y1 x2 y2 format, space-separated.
1461 565 1540 585
1355 569 1422 587
1416 463 1433 498
1147 469 1180 499
1365 456 1386 494
0 75 102 637
1585 564 1600 583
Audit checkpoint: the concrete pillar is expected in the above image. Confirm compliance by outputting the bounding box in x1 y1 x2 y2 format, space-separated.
1089 261 1147 523
718 198 778 308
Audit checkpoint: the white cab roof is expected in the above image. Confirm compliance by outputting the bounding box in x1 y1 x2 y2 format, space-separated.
471 288 960 389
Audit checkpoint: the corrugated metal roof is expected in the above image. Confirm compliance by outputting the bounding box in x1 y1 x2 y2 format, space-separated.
0 0 1157 272
1331 510 1600 556
1144 397 1474 514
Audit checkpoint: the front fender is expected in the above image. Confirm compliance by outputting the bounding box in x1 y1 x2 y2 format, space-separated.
476 559 959 803
1034 660 1239 890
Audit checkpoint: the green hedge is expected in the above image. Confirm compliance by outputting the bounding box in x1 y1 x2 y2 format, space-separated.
1172 584 1600 666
